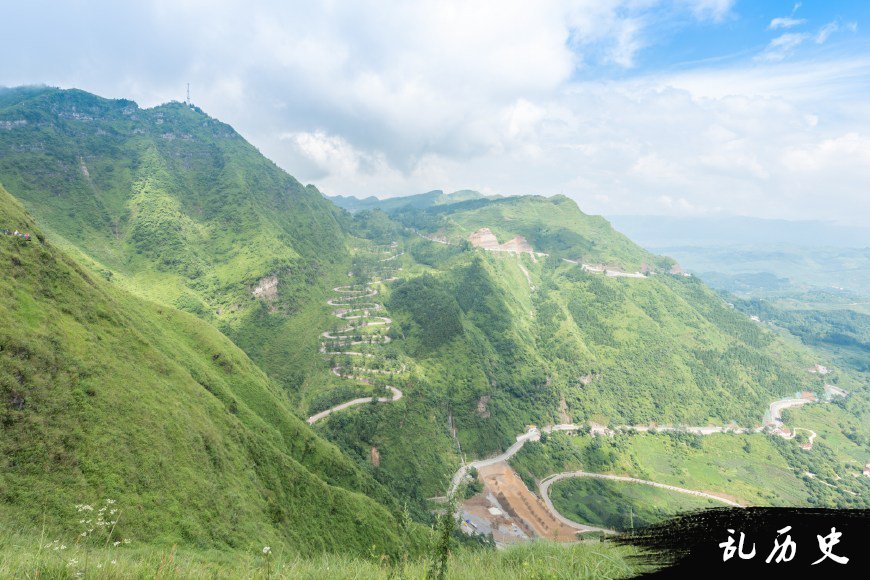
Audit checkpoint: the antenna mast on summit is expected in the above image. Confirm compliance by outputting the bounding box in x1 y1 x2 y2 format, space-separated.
186 83 191 106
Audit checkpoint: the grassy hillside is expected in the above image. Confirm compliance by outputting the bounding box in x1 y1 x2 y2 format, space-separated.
308 204 832 510
0 184 419 556
548 477 720 531
0 86 350 396
511 430 868 511
392 195 672 270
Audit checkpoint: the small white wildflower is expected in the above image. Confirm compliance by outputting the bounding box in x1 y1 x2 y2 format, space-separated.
110 509 118 515
60 545 66 550
106 499 116 504
111 560 117 565
263 546 271 555
68 558 78 566
123 538 131 545
80 532 87 537
113 541 121 547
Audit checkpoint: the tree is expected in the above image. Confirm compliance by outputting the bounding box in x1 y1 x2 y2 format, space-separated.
429 494 457 579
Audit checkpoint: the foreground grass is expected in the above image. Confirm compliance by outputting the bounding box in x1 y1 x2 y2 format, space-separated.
0 536 648 579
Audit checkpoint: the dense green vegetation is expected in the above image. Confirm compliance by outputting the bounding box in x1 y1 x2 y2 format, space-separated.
301 196 842 520
732 296 870 372
0 86 350 400
0 184 419 556
510 430 868 513
1 86 864 574
330 189 494 214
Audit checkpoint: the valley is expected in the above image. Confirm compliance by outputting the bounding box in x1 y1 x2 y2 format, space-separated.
450 384 852 542
0 87 865 577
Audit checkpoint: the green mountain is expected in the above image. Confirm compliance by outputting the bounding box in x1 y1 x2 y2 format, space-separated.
0 183 418 555
0 86 352 397
307 194 835 510
393 194 673 270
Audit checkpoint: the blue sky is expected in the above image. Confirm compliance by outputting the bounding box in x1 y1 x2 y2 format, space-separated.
1 1 869 224
620 1 868 76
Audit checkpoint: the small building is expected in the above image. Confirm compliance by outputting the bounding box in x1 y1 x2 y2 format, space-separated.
864 464 870 478
800 443 813 451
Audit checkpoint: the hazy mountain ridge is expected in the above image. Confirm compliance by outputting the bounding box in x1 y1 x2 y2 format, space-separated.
328 188 496 213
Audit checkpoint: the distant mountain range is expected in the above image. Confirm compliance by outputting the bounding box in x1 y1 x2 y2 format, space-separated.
607 215 870 298
328 188 497 213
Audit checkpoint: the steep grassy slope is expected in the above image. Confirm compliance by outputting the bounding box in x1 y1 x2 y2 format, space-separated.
0 86 348 394
0 185 418 555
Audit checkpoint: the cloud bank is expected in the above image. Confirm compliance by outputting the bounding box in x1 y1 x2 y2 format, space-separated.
1 0 868 224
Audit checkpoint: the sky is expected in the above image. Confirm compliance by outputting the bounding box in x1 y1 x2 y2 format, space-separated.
2 0 869 224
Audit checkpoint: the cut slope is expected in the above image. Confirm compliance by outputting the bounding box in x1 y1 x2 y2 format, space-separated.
392 195 672 271
0 184 416 555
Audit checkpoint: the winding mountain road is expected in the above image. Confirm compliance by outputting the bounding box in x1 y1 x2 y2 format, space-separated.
308 248 406 424
451 393 826 531
307 386 403 425
540 471 744 510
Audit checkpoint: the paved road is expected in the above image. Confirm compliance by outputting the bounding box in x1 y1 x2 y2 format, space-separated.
450 393 824 525
307 386 403 424
450 428 542 494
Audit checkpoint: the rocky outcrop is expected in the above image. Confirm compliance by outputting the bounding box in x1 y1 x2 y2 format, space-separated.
251 275 278 301
469 228 535 254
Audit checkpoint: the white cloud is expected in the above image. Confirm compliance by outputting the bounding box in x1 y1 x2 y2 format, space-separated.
816 21 839 44
757 33 811 62
782 133 870 172
1 0 867 224
814 20 856 44
769 17 806 30
682 0 735 23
